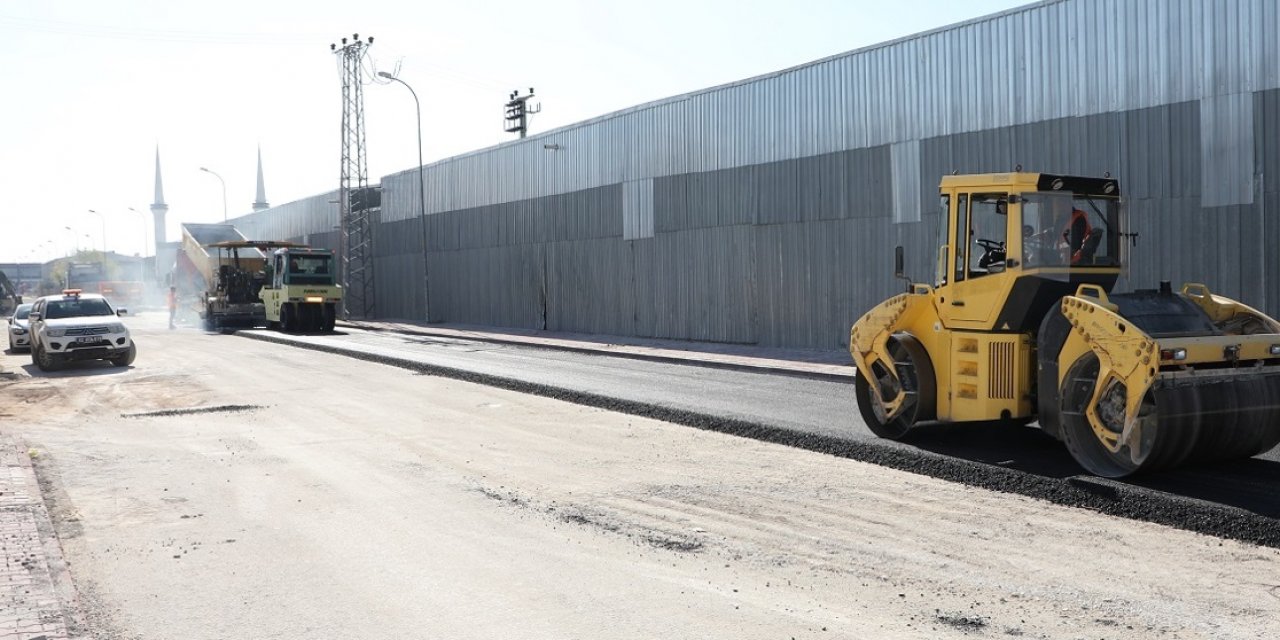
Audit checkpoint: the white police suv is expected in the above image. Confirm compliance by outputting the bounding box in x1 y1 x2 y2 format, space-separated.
27 289 136 371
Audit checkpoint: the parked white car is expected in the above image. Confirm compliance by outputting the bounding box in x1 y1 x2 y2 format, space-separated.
27 290 135 371
6 303 32 352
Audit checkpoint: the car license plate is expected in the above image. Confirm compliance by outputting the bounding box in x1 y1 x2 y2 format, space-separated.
74 336 99 344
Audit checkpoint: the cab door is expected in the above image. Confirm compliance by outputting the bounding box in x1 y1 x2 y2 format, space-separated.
936 191 1012 328
264 253 286 318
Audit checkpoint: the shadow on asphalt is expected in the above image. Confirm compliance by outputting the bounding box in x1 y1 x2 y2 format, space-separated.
1129 460 1280 519
212 328 350 337
901 422 1280 519
19 361 132 378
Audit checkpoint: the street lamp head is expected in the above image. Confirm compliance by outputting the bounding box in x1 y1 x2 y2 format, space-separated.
200 167 210 173
377 71 394 80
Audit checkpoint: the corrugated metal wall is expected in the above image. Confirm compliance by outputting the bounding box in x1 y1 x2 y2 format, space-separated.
231 0 1280 348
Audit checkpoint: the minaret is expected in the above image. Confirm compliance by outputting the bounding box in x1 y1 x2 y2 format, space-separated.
252 145 270 211
150 145 169 252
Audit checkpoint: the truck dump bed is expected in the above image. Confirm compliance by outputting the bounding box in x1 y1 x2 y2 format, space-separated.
180 224 266 287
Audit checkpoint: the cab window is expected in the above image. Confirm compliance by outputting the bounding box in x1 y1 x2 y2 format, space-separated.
936 194 950 286
283 254 334 285
952 194 969 283
965 193 1008 278
274 255 285 288
1021 192 1120 267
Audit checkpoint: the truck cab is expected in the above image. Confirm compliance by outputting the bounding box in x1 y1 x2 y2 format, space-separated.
934 173 1123 332
261 247 342 332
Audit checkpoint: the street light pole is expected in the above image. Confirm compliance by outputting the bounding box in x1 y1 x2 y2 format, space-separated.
87 209 107 284
199 167 228 222
377 70 430 322
86 209 106 255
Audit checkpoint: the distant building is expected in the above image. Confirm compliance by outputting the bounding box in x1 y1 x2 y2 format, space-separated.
0 262 41 298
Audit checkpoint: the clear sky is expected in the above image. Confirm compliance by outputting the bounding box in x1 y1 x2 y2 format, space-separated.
0 0 1030 263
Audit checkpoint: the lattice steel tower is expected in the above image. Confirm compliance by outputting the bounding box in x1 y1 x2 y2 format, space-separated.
332 33 375 319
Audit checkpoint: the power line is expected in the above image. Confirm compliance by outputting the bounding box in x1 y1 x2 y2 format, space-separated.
0 15 325 45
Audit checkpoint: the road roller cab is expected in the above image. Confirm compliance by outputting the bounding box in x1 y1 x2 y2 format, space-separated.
850 171 1280 477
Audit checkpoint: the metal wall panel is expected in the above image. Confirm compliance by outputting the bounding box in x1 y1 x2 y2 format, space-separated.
231 190 340 248
650 225 756 343
242 94 1278 345
426 243 546 328
1263 194 1279 315
1253 88 1280 314
629 238 658 338
1201 92 1255 206
622 179 654 240
299 0 1274 223
545 238 636 335
754 158 801 226
891 141 922 223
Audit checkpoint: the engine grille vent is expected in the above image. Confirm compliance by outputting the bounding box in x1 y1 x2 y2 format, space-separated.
66 326 109 336
988 341 1015 400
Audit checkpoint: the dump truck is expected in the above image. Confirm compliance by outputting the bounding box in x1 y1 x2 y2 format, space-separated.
174 224 341 332
849 171 1280 477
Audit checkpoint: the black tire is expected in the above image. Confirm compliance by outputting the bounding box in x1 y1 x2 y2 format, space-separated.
302 305 318 333
321 304 336 333
853 335 936 440
34 344 63 372
110 344 137 367
856 369 913 439
280 304 293 333
1058 353 1166 478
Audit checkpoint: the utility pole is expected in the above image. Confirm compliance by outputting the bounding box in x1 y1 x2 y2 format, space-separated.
332 33 376 319
504 88 540 139
376 71 431 323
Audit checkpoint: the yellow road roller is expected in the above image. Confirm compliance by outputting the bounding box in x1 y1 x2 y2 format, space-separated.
849 171 1280 477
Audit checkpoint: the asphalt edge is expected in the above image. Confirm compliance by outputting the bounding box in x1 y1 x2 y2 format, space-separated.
241 330 1280 549
0 434 88 639
336 322 854 384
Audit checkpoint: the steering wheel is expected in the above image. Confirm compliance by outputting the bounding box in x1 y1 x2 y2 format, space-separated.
976 238 1004 253
975 238 1006 270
